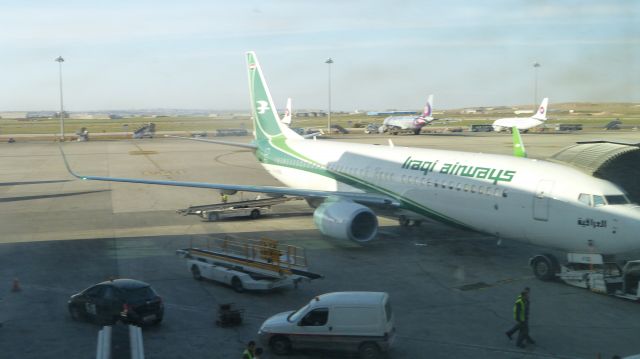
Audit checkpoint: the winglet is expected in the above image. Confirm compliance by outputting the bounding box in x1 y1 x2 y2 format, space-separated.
512 126 527 158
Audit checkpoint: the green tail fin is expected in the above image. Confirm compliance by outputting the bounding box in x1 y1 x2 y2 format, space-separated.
246 51 299 142
512 127 527 158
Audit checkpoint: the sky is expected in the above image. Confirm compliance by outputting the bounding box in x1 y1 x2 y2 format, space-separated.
0 0 638 112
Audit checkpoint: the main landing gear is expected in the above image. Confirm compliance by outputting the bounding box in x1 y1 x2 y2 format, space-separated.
398 215 422 227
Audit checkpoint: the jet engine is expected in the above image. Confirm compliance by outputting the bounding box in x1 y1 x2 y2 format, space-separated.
313 199 378 243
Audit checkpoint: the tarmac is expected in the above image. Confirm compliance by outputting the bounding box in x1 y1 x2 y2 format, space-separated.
1 130 640 359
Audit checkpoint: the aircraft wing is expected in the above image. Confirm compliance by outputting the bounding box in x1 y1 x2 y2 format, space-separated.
163 135 257 149
59 145 398 207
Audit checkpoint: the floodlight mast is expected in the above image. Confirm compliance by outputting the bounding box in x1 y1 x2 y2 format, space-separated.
533 62 541 108
55 56 65 141
325 58 333 133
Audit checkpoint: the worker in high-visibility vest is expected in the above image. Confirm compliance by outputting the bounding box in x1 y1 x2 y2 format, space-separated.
505 287 536 348
221 193 229 204
242 340 256 359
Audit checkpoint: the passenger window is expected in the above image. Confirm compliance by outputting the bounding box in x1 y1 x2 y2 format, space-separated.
471 185 476 193
464 184 470 192
578 193 591 206
300 308 329 326
479 186 485 194
456 183 462 191
502 189 508 198
448 182 454 190
593 195 606 207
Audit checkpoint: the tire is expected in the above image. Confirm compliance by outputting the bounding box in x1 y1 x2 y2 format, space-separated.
69 305 83 321
532 254 557 281
270 336 291 355
359 342 381 359
231 277 244 293
398 215 409 227
191 265 203 281
250 209 260 219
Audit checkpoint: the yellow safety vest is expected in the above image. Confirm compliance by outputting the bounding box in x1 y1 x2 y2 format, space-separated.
513 295 525 322
242 349 254 359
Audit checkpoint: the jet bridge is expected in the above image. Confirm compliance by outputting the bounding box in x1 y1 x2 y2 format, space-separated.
549 140 640 203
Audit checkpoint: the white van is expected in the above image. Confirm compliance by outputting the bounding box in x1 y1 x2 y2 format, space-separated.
258 292 395 359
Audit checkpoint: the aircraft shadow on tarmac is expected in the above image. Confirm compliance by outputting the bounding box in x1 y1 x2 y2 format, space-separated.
0 189 110 203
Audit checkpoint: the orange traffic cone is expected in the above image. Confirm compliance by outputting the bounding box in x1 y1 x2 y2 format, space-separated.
11 278 21 292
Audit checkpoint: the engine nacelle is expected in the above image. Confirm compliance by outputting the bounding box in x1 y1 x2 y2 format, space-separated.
313 200 378 243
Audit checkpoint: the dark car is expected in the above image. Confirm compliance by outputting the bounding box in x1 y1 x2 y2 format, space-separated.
68 279 163 326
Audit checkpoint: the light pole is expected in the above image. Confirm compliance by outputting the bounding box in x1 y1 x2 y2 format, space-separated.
55 56 65 141
533 62 541 108
325 58 333 133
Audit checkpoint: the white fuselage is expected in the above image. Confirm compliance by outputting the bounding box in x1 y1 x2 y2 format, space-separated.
492 117 544 132
262 138 640 255
382 116 429 132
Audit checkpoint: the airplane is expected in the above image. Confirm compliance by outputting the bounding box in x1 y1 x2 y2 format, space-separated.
281 97 292 126
279 97 324 138
379 95 434 135
61 52 640 282
492 98 549 132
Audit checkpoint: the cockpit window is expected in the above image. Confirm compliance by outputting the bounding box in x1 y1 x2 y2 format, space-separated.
605 195 630 205
593 195 606 207
578 193 591 206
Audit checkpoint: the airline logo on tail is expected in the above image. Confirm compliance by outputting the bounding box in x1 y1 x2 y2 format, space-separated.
531 97 549 121
419 95 434 120
257 101 270 114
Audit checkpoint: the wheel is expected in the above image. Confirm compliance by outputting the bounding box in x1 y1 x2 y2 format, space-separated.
414 129 421 135
270 336 291 355
191 265 203 281
398 215 410 227
250 209 260 219
531 254 557 281
231 277 244 293
69 305 84 321
359 342 381 359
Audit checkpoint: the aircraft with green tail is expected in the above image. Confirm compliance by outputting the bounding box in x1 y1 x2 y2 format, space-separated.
61 51 640 281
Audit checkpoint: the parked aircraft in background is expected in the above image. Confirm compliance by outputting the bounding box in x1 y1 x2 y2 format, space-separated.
380 95 434 135
492 98 549 132
281 97 292 126
61 53 640 282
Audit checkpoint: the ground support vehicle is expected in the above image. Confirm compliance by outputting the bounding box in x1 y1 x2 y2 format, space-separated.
177 196 301 221
258 291 395 359
530 253 640 301
176 238 322 292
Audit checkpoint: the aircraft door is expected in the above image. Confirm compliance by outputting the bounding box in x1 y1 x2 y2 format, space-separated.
533 180 554 221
